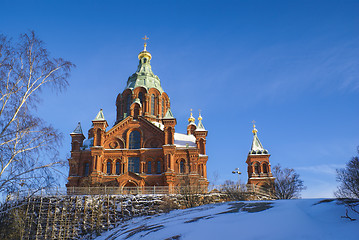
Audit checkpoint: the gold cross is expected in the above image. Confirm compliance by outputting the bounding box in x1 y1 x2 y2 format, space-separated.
142 35 149 50
142 35 149 43
252 120 256 124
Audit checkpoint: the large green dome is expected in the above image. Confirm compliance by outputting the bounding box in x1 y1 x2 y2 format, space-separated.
125 45 164 93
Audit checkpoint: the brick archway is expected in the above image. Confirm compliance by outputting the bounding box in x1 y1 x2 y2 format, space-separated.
123 180 137 187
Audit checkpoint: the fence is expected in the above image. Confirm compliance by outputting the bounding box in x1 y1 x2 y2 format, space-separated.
7 184 272 199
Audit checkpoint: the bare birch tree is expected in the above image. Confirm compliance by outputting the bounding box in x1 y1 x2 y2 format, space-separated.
0 31 74 195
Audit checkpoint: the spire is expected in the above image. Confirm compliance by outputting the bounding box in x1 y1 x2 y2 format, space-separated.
250 122 268 154
71 122 83 134
188 109 196 125
93 109 105 121
196 112 206 131
163 108 175 119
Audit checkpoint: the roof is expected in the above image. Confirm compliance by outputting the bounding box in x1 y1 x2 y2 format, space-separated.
93 109 105 121
125 47 164 93
196 119 206 131
249 129 269 155
174 133 196 147
163 108 175 119
71 122 83 134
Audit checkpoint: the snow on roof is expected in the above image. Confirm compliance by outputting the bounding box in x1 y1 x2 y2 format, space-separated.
174 133 196 147
82 137 94 150
151 121 164 130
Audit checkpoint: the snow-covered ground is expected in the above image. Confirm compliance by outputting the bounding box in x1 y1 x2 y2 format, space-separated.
95 199 358 240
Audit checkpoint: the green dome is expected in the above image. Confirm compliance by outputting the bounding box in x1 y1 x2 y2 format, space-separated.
125 47 164 93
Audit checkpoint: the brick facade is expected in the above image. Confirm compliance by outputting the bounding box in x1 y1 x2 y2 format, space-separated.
67 45 209 189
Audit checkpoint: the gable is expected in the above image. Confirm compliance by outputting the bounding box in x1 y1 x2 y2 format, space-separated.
103 116 165 149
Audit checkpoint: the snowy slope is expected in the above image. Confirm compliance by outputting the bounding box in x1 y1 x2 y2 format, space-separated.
95 199 359 240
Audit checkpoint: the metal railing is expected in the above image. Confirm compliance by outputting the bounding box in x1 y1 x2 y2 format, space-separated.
5 184 272 199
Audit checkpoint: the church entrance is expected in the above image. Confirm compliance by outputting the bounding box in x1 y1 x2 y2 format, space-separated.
122 180 138 194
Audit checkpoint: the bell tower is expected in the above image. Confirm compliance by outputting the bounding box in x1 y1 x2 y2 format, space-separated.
246 122 274 187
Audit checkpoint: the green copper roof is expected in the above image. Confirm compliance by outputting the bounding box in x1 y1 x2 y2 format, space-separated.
195 113 206 131
93 109 105 121
163 108 175 119
250 129 269 155
125 49 164 93
71 122 83 134
196 119 206 131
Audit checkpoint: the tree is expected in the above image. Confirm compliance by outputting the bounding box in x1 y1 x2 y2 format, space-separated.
0 31 74 195
220 180 247 201
335 147 359 220
269 164 306 199
335 147 359 199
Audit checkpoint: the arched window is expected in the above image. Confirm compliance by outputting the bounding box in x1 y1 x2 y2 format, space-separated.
138 92 144 105
162 98 164 118
84 163 90 176
254 163 260 174
128 157 140 173
157 161 161 174
263 163 268 173
180 160 185 174
167 128 173 144
129 130 141 149
148 161 152 174
199 139 205 154
126 94 131 115
107 161 111 175
151 94 155 115
116 161 121 175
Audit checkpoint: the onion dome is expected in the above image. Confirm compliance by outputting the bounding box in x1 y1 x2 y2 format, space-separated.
138 42 152 60
188 109 196 124
125 36 164 93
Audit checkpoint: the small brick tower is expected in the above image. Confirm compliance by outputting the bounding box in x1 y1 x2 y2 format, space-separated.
246 123 275 187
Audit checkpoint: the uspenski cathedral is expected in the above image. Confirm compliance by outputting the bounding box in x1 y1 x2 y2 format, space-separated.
66 38 275 190
67 40 209 189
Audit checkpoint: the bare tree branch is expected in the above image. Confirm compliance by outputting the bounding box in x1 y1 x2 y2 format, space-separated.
0 31 74 195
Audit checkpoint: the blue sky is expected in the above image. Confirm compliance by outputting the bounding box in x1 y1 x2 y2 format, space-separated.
1 0 358 197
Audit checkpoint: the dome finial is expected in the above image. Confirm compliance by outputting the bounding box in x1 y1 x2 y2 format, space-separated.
138 35 152 60
188 108 195 123
252 120 258 134
198 109 203 121
142 35 149 51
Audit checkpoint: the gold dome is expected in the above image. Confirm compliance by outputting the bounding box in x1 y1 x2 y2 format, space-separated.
252 123 258 134
188 110 195 123
138 36 152 60
138 43 152 60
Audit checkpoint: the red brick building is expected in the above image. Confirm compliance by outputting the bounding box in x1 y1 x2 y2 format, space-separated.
67 43 208 189
246 124 275 187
